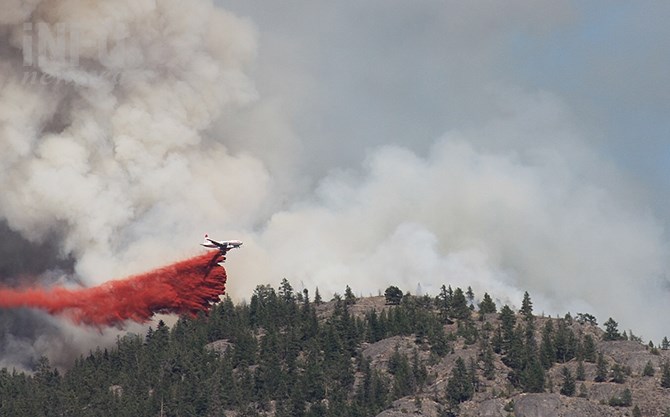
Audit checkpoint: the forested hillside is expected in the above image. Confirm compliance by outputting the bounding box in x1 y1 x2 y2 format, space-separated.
1 280 670 417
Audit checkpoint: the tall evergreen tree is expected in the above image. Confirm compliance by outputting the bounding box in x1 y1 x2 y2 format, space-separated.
520 357 545 393
436 285 451 321
611 364 626 384
582 334 597 362
451 288 471 320
595 352 608 382
560 367 576 397
661 361 670 388
482 345 496 380
478 292 497 315
385 286 403 305
344 285 357 305
603 318 622 341
279 278 295 303
520 291 533 322
540 321 556 369
643 360 655 377
466 286 475 308
445 357 473 405
498 305 516 351
576 361 586 381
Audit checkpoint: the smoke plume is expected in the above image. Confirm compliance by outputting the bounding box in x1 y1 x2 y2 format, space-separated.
0 252 226 326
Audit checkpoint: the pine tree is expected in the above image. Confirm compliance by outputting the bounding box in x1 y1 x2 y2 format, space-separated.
582 334 597 362
466 286 475 308
388 346 417 397
436 285 451 321
451 288 471 320
521 357 545 393
540 320 556 369
609 388 632 407
445 357 474 405
344 285 357 305
632 405 642 417
611 363 626 383
595 352 608 382
661 361 670 388
554 319 576 363
498 305 516 351
478 292 497 315
314 287 322 305
603 317 622 341
559 367 575 397
279 278 294 303
482 345 496 380
662 336 670 350
385 286 403 305
464 357 476 392
576 361 585 381
578 383 588 398
642 360 655 377
520 291 533 322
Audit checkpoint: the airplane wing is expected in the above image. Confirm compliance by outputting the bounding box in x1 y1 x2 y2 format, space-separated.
206 237 225 248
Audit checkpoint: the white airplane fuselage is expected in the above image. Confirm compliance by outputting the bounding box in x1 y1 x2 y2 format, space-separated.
200 235 243 253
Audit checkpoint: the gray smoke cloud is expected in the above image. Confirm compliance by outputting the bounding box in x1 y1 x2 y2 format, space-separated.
0 0 668 367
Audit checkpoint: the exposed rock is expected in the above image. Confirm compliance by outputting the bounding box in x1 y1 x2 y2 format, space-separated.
375 396 442 417
205 339 233 354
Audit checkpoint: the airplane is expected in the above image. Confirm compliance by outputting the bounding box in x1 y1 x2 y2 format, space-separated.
201 234 243 257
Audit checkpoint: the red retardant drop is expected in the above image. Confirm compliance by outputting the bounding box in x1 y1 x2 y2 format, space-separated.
0 251 227 327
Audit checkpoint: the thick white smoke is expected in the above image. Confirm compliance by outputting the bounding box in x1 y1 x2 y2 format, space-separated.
0 0 269 279
0 0 668 369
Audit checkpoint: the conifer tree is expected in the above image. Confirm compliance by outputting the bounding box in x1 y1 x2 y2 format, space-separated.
445 357 474 405
478 292 497 315
466 286 475 308
576 361 585 381
385 286 403 305
611 363 626 383
498 305 516 351
661 361 670 388
314 287 322 305
578 382 588 398
643 360 655 377
540 321 556 369
344 285 357 305
520 357 545 393
560 367 575 397
609 388 632 407
595 352 608 382
468 357 479 393
451 287 471 320
582 334 597 362
554 319 576 363
662 336 670 350
279 278 294 303
603 317 622 341
520 291 533 322
482 345 496 380
436 285 451 320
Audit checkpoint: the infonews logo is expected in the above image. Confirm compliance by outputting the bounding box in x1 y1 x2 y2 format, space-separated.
21 22 125 86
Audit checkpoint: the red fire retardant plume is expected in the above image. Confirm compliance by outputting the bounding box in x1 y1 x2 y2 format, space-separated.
0 252 227 327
